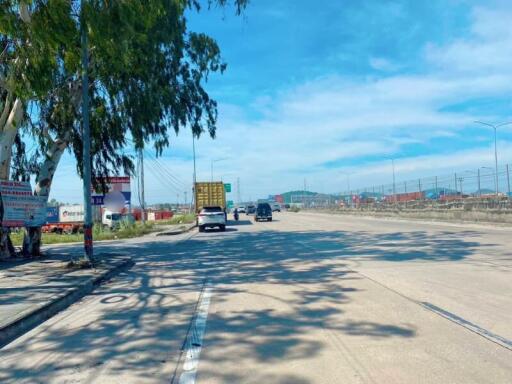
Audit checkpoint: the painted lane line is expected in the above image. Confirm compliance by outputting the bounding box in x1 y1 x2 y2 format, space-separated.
179 285 213 384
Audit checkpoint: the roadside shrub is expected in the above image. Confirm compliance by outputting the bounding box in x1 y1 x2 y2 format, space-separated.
289 206 301 213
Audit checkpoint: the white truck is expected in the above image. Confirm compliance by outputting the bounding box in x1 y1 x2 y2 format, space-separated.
43 205 123 233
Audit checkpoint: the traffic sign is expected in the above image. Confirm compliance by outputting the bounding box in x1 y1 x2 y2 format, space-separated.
227 200 234 208
224 183 232 192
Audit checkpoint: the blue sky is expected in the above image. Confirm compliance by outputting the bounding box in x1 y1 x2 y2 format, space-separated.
51 0 512 203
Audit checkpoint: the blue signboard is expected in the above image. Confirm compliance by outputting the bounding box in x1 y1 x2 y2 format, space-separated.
46 206 59 224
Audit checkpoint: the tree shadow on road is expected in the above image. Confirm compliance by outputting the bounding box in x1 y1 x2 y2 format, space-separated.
0 226 487 383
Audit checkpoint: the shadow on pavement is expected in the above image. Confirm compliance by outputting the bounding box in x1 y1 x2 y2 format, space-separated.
0 226 487 383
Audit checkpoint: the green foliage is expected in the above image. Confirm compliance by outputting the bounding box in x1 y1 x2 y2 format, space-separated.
1 0 249 184
10 221 157 246
153 214 196 225
289 206 301 213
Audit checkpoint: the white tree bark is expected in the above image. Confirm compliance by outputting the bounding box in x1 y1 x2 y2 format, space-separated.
35 133 70 198
23 133 70 257
0 98 23 180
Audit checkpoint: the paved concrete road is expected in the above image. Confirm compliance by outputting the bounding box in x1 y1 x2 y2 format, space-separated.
1 212 511 383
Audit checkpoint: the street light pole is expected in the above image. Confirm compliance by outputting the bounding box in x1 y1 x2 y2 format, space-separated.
391 158 396 205
475 121 512 196
192 134 197 213
81 0 93 263
339 172 351 194
211 158 228 182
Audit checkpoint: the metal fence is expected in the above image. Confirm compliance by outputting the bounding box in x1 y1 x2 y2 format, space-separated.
341 164 511 198
294 164 512 211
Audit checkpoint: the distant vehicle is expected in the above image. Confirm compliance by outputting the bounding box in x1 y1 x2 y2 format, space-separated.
255 203 272 222
43 205 123 233
271 202 281 212
102 210 123 229
198 206 226 232
284 204 290 209
237 205 246 213
246 204 256 215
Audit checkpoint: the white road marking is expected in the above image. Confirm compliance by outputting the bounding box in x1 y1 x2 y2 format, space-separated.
179 285 213 384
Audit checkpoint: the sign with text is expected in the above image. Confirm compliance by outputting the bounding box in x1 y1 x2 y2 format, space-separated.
0 181 47 227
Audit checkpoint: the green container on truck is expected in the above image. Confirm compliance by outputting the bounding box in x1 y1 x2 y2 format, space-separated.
194 182 227 214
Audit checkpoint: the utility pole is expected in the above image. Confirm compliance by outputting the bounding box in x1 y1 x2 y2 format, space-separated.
140 149 146 224
391 158 397 205
507 164 511 196
236 177 241 203
192 134 197 212
475 121 512 196
81 1 93 262
303 178 307 207
454 173 458 194
477 168 481 197
184 191 187 206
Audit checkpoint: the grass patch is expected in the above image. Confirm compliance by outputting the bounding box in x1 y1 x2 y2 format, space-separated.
10 221 157 247
153 213 196 225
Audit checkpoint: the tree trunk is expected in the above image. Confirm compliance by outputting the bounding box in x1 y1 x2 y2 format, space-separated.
0 227 15 260
0 98 23 258
23 134 69 257
22 226 42 257
0 98 23 180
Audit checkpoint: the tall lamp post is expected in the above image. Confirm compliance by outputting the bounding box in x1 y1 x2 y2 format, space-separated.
81 0 93 263
475 121 512 196
339 172 351 193
211 158 228 182
385 157 397 205
481 166 496 194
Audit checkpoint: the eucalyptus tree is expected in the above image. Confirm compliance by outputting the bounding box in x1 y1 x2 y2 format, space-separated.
0 0 248 257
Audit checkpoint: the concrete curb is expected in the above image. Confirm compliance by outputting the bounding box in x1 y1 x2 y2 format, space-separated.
299 210 512 231
0 257 134 348
155 223 196 237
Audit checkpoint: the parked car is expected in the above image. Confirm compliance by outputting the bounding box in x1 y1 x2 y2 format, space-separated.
198 206 226 232
246 204 256 215
255 203 272 222
271 202 281 212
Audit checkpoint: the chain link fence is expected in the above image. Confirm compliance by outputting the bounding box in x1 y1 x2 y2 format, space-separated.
296 164 512 212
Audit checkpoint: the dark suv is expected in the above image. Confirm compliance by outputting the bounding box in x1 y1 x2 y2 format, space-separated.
255 203 272 222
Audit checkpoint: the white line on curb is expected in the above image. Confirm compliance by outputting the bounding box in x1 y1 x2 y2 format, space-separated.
179 285 213 384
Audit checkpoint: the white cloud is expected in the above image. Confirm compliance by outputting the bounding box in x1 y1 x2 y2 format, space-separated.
369 57 400 72
50 4 512 203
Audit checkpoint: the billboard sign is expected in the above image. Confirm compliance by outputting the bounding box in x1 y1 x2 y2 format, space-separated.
92 176 131 206
0 181 47 227
59 205 85 223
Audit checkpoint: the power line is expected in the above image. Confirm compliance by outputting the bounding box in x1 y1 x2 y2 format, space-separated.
143 149 188 189
144 158 185 196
